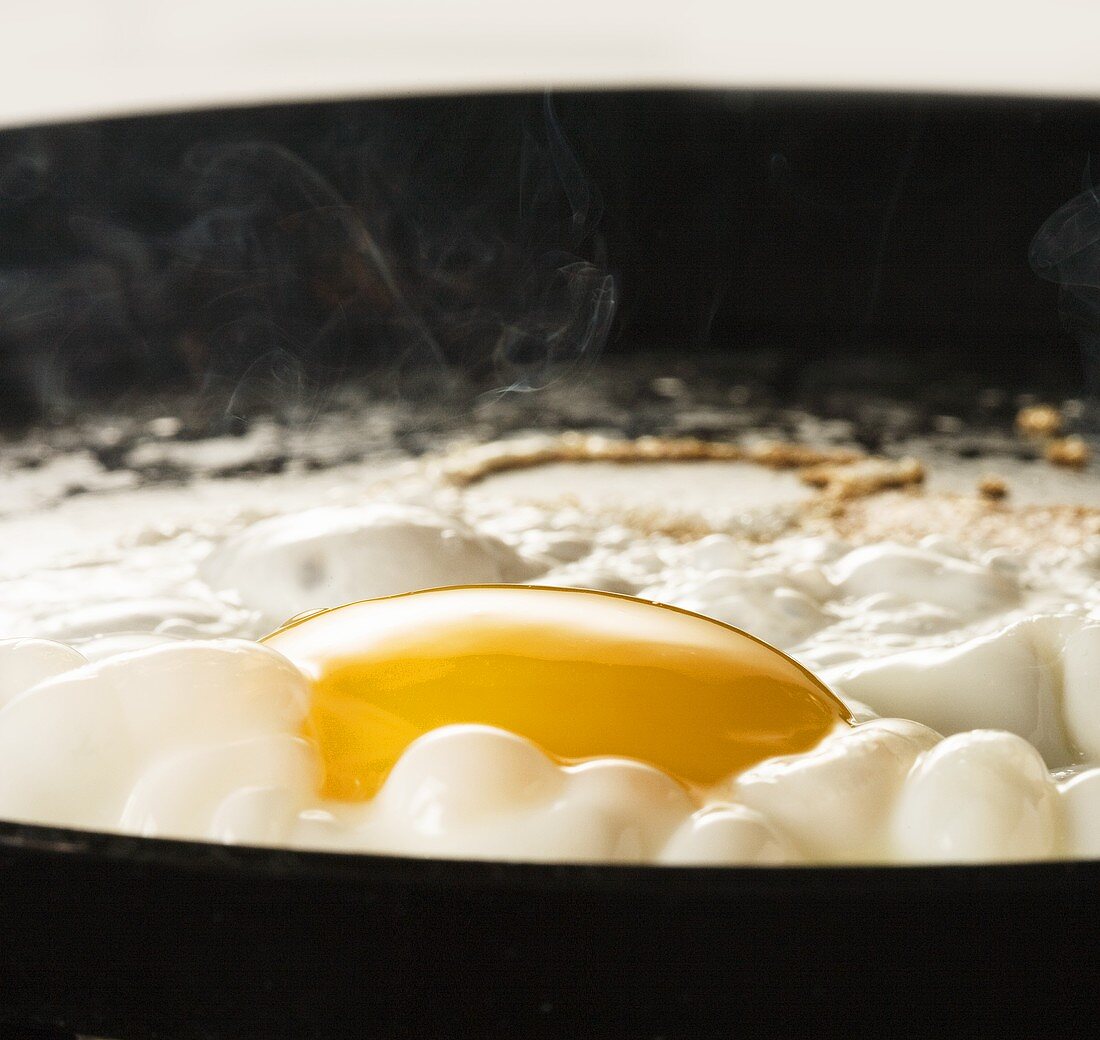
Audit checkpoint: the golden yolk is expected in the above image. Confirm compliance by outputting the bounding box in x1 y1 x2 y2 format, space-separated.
262 585 851 801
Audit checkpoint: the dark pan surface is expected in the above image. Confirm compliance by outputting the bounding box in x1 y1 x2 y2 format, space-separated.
1 818 1097 1039
1 90 1098 429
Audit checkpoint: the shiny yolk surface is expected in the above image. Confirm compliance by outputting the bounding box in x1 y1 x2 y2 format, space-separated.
263 585 851 801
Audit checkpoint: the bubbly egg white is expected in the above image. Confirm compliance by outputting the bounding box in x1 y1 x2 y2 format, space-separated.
3 493 1100 865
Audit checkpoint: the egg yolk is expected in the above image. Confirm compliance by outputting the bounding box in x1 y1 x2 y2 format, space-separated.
263 585 851 801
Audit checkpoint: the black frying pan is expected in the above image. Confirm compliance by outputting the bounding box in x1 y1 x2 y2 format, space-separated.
0 819 1096 1039
2 90 1098 1040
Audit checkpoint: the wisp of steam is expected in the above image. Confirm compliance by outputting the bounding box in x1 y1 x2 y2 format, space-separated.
1030 161 1100 417
0 95 616 429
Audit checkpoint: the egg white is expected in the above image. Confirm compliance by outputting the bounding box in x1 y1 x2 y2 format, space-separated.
3 495 1100 864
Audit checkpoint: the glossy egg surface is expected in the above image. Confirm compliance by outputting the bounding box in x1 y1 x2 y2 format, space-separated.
264 585 851 800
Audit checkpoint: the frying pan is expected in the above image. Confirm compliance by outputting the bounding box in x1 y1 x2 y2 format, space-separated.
1 819 1097 1039
1 91 1098 1038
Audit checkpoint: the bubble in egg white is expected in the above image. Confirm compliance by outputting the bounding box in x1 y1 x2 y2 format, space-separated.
556 757 696 859
642 572 827 649
0 640 309 832
0 667 141 829
674 533 750 571
1058 769 1100 858
119 734 319 842
489 770 690 864
783 561 834 603
829 543 1020 616
824 617 1078 766
211 785 312 847
0 638 85 708
201 504 525 628
659 804 796 866
892 731 1060 863
105 641 309 753
733 718 941 862
355 727 707 863
1061 622 1100 762
374 725 565 833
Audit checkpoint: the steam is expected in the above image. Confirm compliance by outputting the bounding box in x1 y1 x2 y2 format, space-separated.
491 259 616 394
170 97 616 416
1030 161 1100 409
167 139 446 427
0 97 616 427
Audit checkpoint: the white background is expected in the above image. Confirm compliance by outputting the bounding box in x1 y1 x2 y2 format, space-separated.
0 0 1098 127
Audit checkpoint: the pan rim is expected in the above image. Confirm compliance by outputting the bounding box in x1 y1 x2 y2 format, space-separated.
1 817 1096 894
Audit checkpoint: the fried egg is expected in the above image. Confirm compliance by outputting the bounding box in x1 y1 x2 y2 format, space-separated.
2 485 1100 865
